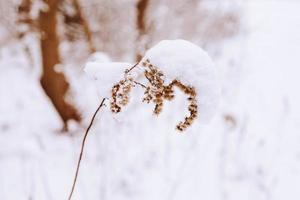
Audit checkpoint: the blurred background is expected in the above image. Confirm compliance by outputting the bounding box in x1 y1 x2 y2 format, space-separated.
1 0 300 199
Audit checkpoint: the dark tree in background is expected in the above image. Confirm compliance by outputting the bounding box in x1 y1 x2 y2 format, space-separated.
60 0 95 54
136 0 149 61
17 0 89 129
39 0 80 128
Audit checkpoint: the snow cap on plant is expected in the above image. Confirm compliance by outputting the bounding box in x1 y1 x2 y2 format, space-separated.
141 40 219 124
85 39 219 131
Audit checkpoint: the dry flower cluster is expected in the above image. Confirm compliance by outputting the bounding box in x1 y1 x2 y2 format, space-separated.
168 79 197 131
110 76 133 113
110 59 198 131
142 59 166 115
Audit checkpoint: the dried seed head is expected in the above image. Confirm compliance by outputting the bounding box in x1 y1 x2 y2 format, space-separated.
110 59 199 131
143 87 153 103
168 79 198 131
141 59 166 115
110 71 134 113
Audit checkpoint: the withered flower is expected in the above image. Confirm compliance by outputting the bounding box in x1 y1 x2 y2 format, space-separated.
110 59 199 131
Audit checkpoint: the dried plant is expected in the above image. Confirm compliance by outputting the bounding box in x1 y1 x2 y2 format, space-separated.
110 77 133 113
142 59 165 114
168 79 197 131
68 98 106 200
110 59 199 131
68 60 199 200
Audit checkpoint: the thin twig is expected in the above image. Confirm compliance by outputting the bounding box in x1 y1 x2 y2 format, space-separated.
68 98 106 200
133 80 147 88
125 62 139 73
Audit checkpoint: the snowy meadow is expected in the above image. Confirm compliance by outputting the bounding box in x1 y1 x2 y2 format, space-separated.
1 1 300 200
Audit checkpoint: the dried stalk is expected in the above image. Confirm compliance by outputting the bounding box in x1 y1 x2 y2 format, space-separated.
68 60 199 199
68 98 106 200
125 62 139 73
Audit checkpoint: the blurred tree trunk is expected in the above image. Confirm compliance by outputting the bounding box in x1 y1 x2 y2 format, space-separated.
39 0 80 128
136 0 149 61
60 0 95 53
72 0 95 53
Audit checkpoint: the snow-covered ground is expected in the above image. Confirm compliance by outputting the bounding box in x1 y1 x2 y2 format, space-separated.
1 1 300 200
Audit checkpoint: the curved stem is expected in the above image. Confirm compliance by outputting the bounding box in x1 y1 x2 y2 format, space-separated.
68 98 106 200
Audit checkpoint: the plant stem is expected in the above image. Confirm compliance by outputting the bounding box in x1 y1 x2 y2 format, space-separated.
133 80 147 88
125 62 139 73
68 98 106 200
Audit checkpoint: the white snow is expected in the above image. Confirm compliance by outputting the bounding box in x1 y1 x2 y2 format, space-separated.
2 1 300 200
141 40 220 122
84 62 132 96
85 40 219 124
86 52 111 62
